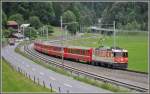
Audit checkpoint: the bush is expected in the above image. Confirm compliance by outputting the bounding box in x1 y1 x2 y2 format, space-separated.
122 21 141 30
29 16 42 29
47 25 54 34
9 13 24 25
2 27 18 38
24 27 37 39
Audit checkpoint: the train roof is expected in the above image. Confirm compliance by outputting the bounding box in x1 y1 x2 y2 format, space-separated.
35 41 91 50
112 49 128 52
95 46 128 52
65 45 91 50
35 41 127 52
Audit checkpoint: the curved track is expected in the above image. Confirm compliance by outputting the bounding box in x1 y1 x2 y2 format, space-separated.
22 43 149 92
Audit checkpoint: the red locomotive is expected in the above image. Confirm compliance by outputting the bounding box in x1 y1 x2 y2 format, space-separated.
34 42 128 69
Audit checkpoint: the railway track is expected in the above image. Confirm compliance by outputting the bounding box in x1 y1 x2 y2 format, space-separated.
45 38 148 75
29 43 148 76
22 44 148 92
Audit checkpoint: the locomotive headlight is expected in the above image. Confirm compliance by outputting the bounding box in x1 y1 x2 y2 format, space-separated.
121 58 123 61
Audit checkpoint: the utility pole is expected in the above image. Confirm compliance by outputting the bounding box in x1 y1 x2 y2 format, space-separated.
113 21 116 49
29 27 31 40
23 26 24 40
40 28 42 40
60 16 64 67
46 26 48 40
42 27 44 37
61 16 63 32
60 16 78 67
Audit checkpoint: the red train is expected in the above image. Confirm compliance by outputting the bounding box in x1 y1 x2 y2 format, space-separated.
34 42 128 69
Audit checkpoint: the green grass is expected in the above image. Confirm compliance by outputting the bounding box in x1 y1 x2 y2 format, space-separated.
52 27 63 36
36 26 66 41
2 58 54 92
73 76 129 92
64 32 148 72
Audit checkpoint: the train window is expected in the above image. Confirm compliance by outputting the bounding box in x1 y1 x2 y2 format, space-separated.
86 50 88 55
77 49 80 54
71 49 73 53
80 50 83 55
123 52 128 57
114 52 122 57
108 52 111 57
70 49 72 53
87 50 89 55
84 50 86 55
85 50 87 55
82 50 85 55
67 48 69 53
80 50 82 55
87 50 89 56
71 49 72 53
76 49 79 54
100 51 103 57
82 50 84 55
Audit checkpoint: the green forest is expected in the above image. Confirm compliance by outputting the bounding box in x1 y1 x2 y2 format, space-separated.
2 2 148 38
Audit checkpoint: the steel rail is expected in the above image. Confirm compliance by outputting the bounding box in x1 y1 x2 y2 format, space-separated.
23 44 148 92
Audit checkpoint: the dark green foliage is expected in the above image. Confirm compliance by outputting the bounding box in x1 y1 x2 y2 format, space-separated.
101 2 148 30
2 2 148 32
2 29 11 38
62 10 78 34
9 13 24 25
28 16 42 29
29 2 55 24
24 27 37 39
68 3 81 22
62 10 76 23
2 28 16 38
47 25 54 34
2 10 7 29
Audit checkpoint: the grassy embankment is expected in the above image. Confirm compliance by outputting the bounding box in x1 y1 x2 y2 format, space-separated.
63 31 148 72
2 58 53 92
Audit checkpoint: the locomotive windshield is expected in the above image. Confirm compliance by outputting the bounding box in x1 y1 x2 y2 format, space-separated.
114 52 128 57
123 52 128 57
114 52 122 57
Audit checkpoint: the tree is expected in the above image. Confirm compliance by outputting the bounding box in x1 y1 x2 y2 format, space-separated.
9 13 24 25
78 5 95 26
122 20 141 30
52 2 71 25
62 10 78 34
62 10 76 23
2 29 11 38
2 2 148 31
47 25 54 34
2 10 7 29
29 16 42 29
68 3 81 22
101 2 148 30
30 2 55 24
67 23 78 34
24 27 37 39
2 28 16 38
